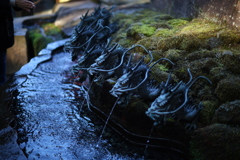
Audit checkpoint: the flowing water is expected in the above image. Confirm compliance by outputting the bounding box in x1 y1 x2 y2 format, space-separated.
13 50 144 160
0 48 186 160
97 97 120 147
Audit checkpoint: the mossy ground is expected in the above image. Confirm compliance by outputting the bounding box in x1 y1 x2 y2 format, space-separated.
111 8 240 160
28 23 65 56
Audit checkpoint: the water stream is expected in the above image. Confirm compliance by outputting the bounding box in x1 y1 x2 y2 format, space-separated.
0 46 187 160
13 50 144 159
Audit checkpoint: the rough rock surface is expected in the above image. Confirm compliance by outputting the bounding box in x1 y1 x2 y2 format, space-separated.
191 124 240 160
212 100 240 125
151 0 240 29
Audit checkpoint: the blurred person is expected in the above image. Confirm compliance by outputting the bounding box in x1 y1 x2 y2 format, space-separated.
0 0 35 85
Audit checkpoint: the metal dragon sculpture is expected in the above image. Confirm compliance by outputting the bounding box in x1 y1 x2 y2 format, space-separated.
64 5 118 60
65 5 212 130
145 69 212 129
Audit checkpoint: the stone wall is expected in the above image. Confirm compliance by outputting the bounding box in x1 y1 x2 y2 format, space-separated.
151 0 240 29
150 0 196 18
195 0 240 29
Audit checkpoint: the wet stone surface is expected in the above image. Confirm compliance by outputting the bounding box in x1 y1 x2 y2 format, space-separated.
3 49 186 160
12 50 143 160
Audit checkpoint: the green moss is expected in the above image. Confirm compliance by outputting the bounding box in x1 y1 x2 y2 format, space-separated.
140 17 156 25
215 76 240 103
137 9 158 16
156 33 205 52
149 65 172 83
154 14 174 21
179 19 223 41
186 49 216 61
200 101 218 125
167 19 189 28
191 124 240 160
136 37 159 51
180 19 221 34
128 23 156 38
118 18 134 28
190 141 205 160
220 52 240 74
158 64 169 72
209 67 229 84
155 29 175 38
219 29 240 47
164 49 182 62
27 23 64 56
126 99 152 129
42 23 62 36
212 100 240 125
29 29 52 56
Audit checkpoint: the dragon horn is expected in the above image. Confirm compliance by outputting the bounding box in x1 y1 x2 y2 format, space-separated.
133 44 153 65
165 72 172 87
105 37 112 48
108 42 119 53
80 26 112 50
185 68 193 86
132 56 145 71
88 47 129 72
187 76 212 90
83 10 89 19
126 54 133 67
147 51 154 65
85 44 97 55
170 81 183 92
149 58 174 70
126 44 153 65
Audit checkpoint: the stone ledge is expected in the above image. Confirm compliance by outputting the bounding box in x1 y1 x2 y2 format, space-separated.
14 39 69 84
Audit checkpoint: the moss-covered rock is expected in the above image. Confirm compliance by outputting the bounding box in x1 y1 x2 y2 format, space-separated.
215 76 240 103
185 49 216 61
28 29 52 56
154 28 176 38
209 67 230 85
167 18 189 28
212 100 240 125
127 23 156 40
164 49 185 62
124 99 152 130
219 52 240 74
107 7 240 158
42 23 63 40
199 101 218 126
191 124 240 160
156 33 204 52
28 23 65 56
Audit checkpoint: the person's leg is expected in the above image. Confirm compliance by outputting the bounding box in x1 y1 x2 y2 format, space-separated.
0 49 6 85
